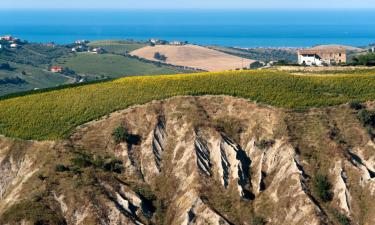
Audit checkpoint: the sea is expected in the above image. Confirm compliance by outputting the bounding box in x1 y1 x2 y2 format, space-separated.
1 9 375 47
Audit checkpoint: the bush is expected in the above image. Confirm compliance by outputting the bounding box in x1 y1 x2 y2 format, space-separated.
102 159 124 173
255 139 275 150
333 210 351 225
357 109 375 127
250 61 263 69
252 216 266 225
154 52 167 61
112 126 141 145
71 152 124 173
313 173 333 202
71 153 93 168
55 164 69 172
349 100 363 110
112 126 128 144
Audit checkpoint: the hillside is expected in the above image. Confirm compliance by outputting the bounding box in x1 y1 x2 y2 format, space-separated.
1 69 375 140
88 40 146 54
1 95 375 225
0 41 193 97
208 46 298 63
130 45 255 71
55 53 192 79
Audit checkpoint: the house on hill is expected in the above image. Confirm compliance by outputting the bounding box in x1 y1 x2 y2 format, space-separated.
0 35 14 41
50 66 63 73
298 47 346 66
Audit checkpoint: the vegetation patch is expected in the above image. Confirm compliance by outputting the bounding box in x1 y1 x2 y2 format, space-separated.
55 152 124 174
357 109 375 138
0 200 66 225
313 173 333 202
2 70 375 140
112 126 141 145
255 139 275 150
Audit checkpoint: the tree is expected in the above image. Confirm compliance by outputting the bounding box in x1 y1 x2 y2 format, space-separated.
250 61 263 69
154 52 167 62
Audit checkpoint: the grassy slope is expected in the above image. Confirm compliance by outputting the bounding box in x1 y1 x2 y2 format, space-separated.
88 40 146 54
56 53 189 79
0 61 70 96
1 70 375 140
209 46 298 63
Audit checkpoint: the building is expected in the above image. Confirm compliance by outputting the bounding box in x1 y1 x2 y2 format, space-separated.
170 41 186 46
75 40 89 45
90 47 104 54
45 42 56 47
0 35 14 41
298 47 346 66
149 38 168 45
10 43 19 48
50 66 63 73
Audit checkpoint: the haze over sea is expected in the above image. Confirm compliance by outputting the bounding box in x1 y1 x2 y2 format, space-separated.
1 9 375 47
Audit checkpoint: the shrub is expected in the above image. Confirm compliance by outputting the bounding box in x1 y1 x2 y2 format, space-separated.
154 52 167 61
112 126 141 145
255 139 275 150
112 126 128 144
313 173 333 202
71 153 93 168
252 216 266 225
333 210 350 225
250 61 263 69
348 100 363 110
102 159 124 173
357 109 375 127
55 164 69 172
71 152 123 173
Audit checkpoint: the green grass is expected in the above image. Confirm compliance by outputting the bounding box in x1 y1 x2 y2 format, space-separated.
56 53 190 79
1 70 375 140
0 61 71 96
88 40 146 54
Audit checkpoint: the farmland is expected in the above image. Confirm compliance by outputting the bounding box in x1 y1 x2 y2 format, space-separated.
88 40 146 54
1 69 375 140
55 53 194 79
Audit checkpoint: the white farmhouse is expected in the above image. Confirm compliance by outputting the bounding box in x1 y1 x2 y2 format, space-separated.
298 47 346 66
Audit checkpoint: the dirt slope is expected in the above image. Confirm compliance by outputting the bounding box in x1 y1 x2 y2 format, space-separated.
130 45 256 71
1 96 375 225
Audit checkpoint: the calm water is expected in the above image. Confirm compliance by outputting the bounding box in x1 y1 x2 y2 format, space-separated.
1 9 375 47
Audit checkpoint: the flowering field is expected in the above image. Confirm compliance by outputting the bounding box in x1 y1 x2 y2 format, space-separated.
1 69 375 140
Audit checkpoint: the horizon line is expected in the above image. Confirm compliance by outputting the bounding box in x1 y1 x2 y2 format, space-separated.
1 7 375 10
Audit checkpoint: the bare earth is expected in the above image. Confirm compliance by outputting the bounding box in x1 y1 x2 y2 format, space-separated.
130 44 255 71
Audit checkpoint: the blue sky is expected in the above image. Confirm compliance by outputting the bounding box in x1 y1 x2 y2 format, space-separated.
2 0 375 9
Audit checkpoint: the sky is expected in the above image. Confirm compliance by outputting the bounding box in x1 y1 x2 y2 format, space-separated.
2 0 375 9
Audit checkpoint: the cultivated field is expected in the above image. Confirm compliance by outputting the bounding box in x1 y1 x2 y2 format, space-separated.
56 53 191 79
1 69 375 140
130 44 255 71
88 40 146 54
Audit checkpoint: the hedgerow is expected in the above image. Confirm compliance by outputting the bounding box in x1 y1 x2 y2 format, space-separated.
1 70 375 140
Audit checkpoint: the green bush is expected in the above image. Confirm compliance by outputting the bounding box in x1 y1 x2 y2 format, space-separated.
348 100 363 110
357 109 375 127
112 126 128 144
112 126 141 145
313 173 333 202
70 152 123 174
55 164 69 172
71 153 93 168
333 210 351 225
